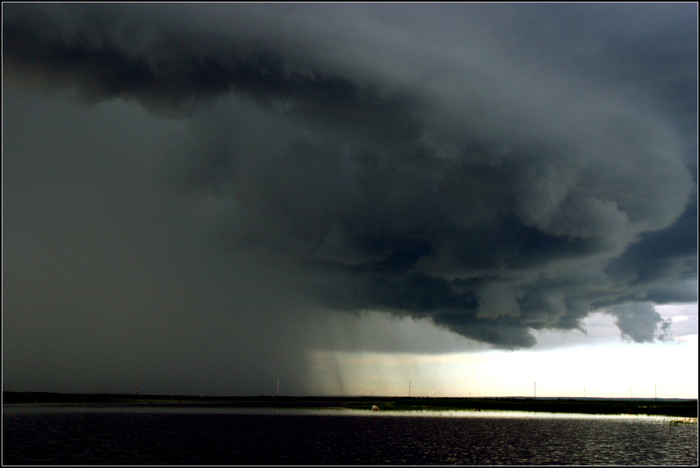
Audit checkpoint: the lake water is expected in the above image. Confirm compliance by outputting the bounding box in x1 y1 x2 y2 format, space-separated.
3 404 697 465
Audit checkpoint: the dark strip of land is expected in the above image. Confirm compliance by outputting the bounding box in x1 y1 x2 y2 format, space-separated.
4 392 697 417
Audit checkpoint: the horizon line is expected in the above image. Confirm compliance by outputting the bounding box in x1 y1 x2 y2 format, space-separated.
3 391 697 401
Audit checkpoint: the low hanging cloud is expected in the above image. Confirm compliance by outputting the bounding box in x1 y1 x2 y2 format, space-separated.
3 3 697 356
608 303 673 343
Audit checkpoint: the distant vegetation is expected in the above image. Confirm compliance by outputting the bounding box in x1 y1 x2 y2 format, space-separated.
4 392 697 418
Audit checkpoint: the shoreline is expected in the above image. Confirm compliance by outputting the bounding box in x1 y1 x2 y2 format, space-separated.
3 392 697 417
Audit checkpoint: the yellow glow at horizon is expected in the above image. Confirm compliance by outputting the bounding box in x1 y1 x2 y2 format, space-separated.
309 339 698 398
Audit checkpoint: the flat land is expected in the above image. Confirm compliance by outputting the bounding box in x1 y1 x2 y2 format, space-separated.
3 392 697 417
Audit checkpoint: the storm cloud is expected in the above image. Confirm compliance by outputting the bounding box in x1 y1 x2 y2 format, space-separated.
3 3 696 393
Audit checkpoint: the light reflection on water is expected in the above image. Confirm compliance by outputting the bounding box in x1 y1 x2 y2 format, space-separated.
4 404 696 465
297 408 674 421
3 403 676 421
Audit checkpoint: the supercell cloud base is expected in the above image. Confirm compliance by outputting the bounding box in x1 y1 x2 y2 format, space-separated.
2 3 697 397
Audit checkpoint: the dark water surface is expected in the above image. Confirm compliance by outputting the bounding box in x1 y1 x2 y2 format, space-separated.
3 405 697 465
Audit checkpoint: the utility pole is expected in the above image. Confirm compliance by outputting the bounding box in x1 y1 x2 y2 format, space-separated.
409 381 411 398
534 382 536 399
655 383 657 402
277 379 280 397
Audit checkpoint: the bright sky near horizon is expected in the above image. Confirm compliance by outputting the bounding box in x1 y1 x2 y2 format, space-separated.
3 3 697 399
307 304 698 399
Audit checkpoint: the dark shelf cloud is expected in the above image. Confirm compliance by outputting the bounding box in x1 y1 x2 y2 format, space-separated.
3 3 696 395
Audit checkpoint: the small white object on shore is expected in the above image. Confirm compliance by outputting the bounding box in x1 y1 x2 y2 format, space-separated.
371 405 380 411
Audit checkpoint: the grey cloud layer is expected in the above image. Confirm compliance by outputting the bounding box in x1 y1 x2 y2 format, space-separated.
4 3 696 353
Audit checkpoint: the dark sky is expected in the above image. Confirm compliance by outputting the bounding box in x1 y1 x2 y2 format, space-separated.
3 3 697 396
